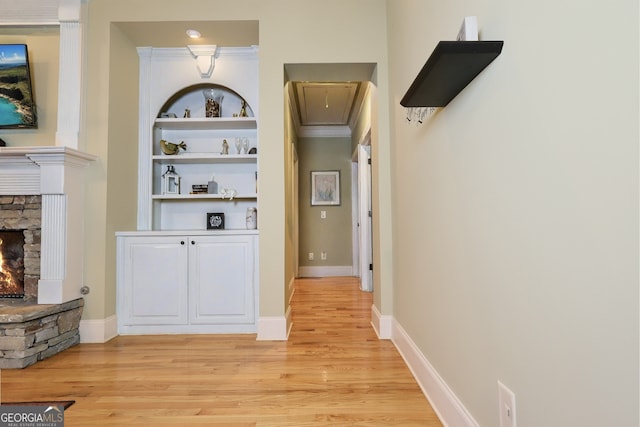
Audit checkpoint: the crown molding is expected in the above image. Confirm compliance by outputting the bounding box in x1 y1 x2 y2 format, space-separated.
297 125 351 138
0 0 84 26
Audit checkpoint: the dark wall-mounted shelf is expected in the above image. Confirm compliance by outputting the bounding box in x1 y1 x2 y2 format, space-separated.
400 41 504 108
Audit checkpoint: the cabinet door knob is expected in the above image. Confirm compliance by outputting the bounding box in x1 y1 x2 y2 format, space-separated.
180 241 185 245
191 240 195 245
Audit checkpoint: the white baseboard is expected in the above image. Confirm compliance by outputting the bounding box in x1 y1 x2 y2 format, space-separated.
256 313 290 341
370 304 392 339
298 266 353 277
392 320 479 427
79 315 118 343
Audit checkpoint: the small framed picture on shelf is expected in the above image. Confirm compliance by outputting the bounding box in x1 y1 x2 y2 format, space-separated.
206 212 225 230
311 170 340 206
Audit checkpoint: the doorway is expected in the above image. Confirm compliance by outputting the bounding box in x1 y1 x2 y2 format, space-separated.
283 63 378 292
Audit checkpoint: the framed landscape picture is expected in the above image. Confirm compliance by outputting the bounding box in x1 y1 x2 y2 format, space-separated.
0 44 37 129
311 170 340 206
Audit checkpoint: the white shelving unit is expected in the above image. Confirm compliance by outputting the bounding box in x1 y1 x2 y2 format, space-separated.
150 112 258 231
117 46 260 335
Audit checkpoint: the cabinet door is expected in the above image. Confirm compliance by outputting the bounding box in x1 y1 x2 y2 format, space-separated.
119 236 189 326
188 235 255 325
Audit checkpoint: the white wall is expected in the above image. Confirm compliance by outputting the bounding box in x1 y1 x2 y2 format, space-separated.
387 1 638 426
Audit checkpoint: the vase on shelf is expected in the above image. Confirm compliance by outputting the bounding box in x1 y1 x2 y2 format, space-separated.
203 89 223 118
246 207 257 230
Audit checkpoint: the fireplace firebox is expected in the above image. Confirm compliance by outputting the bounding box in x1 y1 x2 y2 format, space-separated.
0 230 25 298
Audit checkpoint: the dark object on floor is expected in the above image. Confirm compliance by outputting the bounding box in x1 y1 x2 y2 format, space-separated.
0 138 6 147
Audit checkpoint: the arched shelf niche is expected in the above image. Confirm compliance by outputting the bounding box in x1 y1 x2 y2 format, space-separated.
157 83 255 119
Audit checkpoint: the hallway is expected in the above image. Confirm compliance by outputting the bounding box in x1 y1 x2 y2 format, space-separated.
2 277 442 426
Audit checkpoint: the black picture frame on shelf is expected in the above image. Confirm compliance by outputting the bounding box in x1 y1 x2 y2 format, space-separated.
0 44 37 129
207 212 225 230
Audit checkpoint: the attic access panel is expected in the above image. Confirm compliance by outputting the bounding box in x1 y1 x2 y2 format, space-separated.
400 41 504 108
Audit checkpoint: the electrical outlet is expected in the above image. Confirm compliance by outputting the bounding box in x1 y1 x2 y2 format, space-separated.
308 252 314 261
498 381 516 427
320 210 326 219
321 251 327 260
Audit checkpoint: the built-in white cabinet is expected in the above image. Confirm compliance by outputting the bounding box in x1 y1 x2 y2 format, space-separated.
117 235 189 327
117 232 258 334
115 46 260 335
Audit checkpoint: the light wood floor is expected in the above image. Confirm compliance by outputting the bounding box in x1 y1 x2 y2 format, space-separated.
2 276 442 426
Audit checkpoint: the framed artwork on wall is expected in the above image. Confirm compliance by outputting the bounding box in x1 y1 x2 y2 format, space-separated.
311 170 340 206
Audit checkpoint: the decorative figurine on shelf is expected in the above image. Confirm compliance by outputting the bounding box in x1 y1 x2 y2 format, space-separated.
239 100 248 117
234 138 242 154
160 139 187 155
221 139 229 155
220 188 236 200
242 137 250 154
183 107 191 118
203 89 223 117
162 165 181 195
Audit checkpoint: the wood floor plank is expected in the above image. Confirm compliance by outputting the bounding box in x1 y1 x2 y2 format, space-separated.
1 277 442 426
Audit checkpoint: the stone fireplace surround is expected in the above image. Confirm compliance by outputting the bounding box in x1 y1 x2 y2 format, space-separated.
0 147 95 368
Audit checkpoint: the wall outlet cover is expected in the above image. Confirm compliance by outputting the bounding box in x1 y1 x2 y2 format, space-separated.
498 381 516 427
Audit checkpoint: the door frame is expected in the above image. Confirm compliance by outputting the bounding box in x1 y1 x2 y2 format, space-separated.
351 129 372 291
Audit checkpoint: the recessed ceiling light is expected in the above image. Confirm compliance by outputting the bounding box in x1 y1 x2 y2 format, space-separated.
186 29 201 39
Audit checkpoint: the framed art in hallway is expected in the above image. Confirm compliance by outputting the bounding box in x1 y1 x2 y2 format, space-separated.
311 170 340 206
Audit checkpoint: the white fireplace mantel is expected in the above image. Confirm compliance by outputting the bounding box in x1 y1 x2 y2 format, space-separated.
0 147 96 304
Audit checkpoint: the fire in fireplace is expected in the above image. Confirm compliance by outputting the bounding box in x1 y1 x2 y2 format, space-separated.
0 231 25 298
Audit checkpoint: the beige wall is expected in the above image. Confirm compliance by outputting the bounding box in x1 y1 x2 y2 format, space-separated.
298 137 352 268
0 29 59 146
82 0 391 323
284 82 297 310
387 1 638 426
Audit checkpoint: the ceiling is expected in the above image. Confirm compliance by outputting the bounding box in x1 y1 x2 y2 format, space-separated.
285 64 376 138
114 22 375 138
114 21 259 48
290 81 362 137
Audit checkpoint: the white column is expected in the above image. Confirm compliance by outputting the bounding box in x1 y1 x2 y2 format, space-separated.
38 194 67 303
137 47 153 230
55 0 83 148
23 148 96 304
